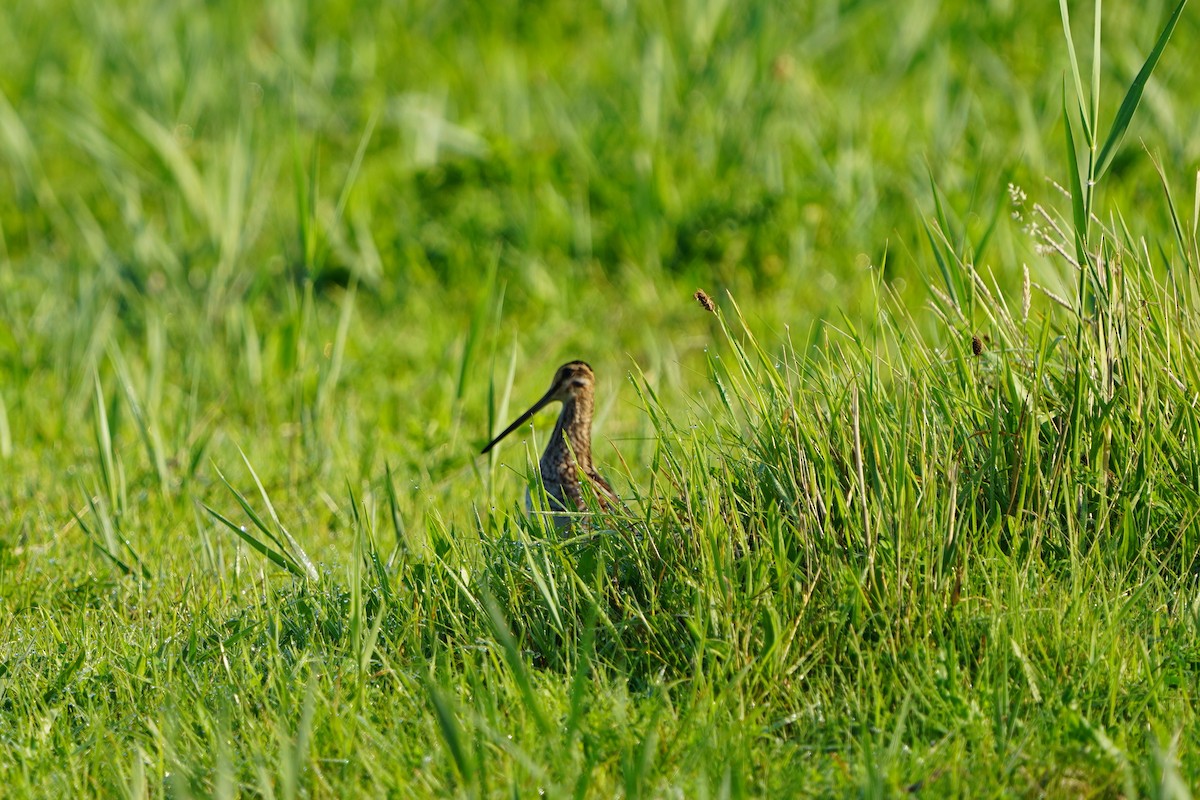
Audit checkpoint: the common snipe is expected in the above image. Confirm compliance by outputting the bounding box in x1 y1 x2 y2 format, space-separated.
481 361 619 528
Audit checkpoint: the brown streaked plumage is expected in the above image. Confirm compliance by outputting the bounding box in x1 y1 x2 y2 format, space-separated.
481 361 619 528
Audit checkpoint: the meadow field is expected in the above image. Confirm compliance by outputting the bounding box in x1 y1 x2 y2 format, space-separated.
2 0 1199 796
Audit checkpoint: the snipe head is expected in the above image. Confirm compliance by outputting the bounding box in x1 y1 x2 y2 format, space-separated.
481 361 595 455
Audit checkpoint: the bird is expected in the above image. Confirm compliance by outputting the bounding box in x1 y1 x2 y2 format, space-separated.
481 361 620 528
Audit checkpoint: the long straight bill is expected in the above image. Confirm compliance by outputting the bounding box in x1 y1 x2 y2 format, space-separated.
481 390 554 454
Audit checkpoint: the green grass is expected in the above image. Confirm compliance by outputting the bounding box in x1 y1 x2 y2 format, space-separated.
2 0 1199 796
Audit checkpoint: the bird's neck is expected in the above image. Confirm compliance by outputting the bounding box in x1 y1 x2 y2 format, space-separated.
547 395 594 469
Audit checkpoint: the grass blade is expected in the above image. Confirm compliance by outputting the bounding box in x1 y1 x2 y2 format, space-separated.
92 370 117 509
481 588 551 735
237 448 319 580
1094 0 1188 181
1062 85 1089 261
203 502 307 579
427 682 474 787
213 463 290 554
1057 0 1093 144
0 390 11 460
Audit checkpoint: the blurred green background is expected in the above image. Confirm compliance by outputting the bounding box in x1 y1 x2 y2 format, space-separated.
2 0 1195 531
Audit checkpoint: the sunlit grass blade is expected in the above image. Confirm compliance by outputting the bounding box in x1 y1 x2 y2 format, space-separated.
1057 0 1093 144
1193 170 1199 265
1062 85 1089 261
481 588 551 735
92 370 118 509
73 505 137 579
41 649 85 705
1089 0 1101 139
623 701 662 799
563 603 598 743
334 110 379 222
347 478 392 603
0 390 11 459
1147 151 1188 260
922 173 962 311
276 672 318 800
427 682 475 788
202 501 308 579
75 478 150 581
212 463 290 555
130 106 211 234
109 344 170 496
483 336 519 461
972 175 1010 265
292 128 326 277
383 461 409 563
1094 0 1189 181
457 251 499 403
315 275 357 414
237 447 319 580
